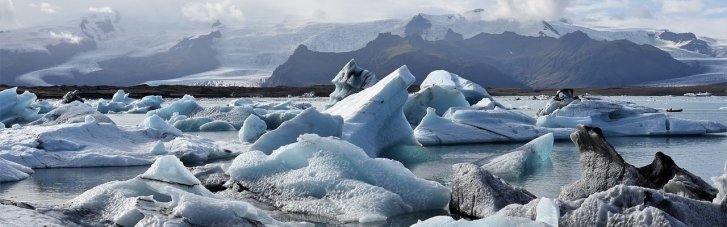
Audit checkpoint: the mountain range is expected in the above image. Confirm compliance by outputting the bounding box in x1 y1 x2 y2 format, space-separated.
0 10 724 88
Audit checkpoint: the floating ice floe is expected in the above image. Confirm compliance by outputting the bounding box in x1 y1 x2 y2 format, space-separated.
0 87 42 125
29 101 114 126
149 95 254 131
560 125 717 201
0 157 34 182
96 90 164 114
33 100 56 114
325 59 378 109
250 108 342 154
58 156 282 226
239 114 267 143
536 89 727 135
475 133 554 180
404 84 470 126
325 66 420 157
227 134 449 223
0 115 233 168
414 107 572 145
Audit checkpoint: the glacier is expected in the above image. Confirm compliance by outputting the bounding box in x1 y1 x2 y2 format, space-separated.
227 134 449 223
325 66 420 157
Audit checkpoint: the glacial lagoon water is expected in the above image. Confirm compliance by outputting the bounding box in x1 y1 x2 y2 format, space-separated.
1 95 725 224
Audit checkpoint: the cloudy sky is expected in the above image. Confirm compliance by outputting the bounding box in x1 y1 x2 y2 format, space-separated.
1 0 726 38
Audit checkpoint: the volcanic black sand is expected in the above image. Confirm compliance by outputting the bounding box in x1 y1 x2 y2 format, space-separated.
1 83 725 99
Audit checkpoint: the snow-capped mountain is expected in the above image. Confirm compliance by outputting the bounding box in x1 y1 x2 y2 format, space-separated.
0 10 724 87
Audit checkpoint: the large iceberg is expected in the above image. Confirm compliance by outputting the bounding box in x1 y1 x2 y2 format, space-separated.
420 70 495 105
414 107 572 145
57 156 281 226
325 66 420 157
403 84 470 126
536 90 727 135
0 157 33 182
476 133 554 180
250 108 342 154
0 87 42 125
0 115 233 168
325 59 378 109
227 134 449 223
29 101 114 126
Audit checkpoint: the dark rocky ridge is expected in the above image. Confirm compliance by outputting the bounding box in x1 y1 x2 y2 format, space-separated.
267 30 701 88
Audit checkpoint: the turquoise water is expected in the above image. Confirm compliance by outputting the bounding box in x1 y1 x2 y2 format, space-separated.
1 96 725 224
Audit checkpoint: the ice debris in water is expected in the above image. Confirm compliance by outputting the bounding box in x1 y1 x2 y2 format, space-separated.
96 90 163 114
325 65 420 157
148 95 256 131
325 59 378 109
143 114 183 136
29 101 114 126
239 114 267 143
0 87 42 125
227 97 254 107
0 157 34 182
712 161 727 204
477 133 554 180
227 134 449 223
59 156 281 226
250 107 342 154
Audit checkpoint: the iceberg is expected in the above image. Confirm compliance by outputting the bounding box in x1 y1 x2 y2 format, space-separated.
58 156 280 226
61 90 84 104
0 157 33 182
0 204 81 227
449 163 535 218
325 66 420 157
227 97 254 107
29 101 114 126
126 95 164 113
250 108 342 154
227 134 449 223
412 215 551 227
403 84 470 126
536 91 727 135
0 87 42 125
420 70 494 105
239 114 267 143
0 115 233 168
96 90 163 114
560 125 717 201
477 133 554 180
325 59 378 109
33 100 55 114
260 109 302 129
414 107 572 145
148 95 255 131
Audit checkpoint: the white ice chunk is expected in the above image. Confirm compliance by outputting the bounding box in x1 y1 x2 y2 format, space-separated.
228 134 449 223
239 114 267 143
0 157 33 182
111 89 130 103
148 95 254 131
139 155 201 186
227 98 253 107
30 101 113 126
325 59 378 109
143 114 183 136
0 204 80 227
251 108 342 154
420 70 492 105
199 120 236 131
713 161 727 204
535 197 559 227
403 84 470 126
325 66 420 157
0 87 41 125
412 215 550 227
481 133 554 179
150 140 166 155
84 115 96 124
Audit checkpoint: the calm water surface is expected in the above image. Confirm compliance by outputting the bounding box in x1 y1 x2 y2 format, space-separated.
1 96 725 225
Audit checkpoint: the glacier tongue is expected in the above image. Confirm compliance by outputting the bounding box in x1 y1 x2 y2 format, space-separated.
325 65 420 157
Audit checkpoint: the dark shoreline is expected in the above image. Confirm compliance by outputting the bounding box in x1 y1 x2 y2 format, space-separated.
1 83 725 99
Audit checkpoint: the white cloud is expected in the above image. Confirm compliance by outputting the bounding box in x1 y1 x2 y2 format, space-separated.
88 6 114 13
485 0 572 21
703 7 727 16
0 0 15 29
661 0 702 14
49 31 83 44
632 7 654 18
30 2 58 14
181 0 244 23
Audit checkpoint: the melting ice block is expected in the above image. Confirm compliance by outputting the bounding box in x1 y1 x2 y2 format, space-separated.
228 134 449 223
325 66 420 157
478 133 554 180
414 107 572 145
239 114 267 143
143 114 183 136
0 87 41 125
0 157 33 182
250 108 342 154
325 59 378 109
30 101 114 126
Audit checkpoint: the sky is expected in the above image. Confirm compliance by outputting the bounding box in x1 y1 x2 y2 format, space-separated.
1 0 726 39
